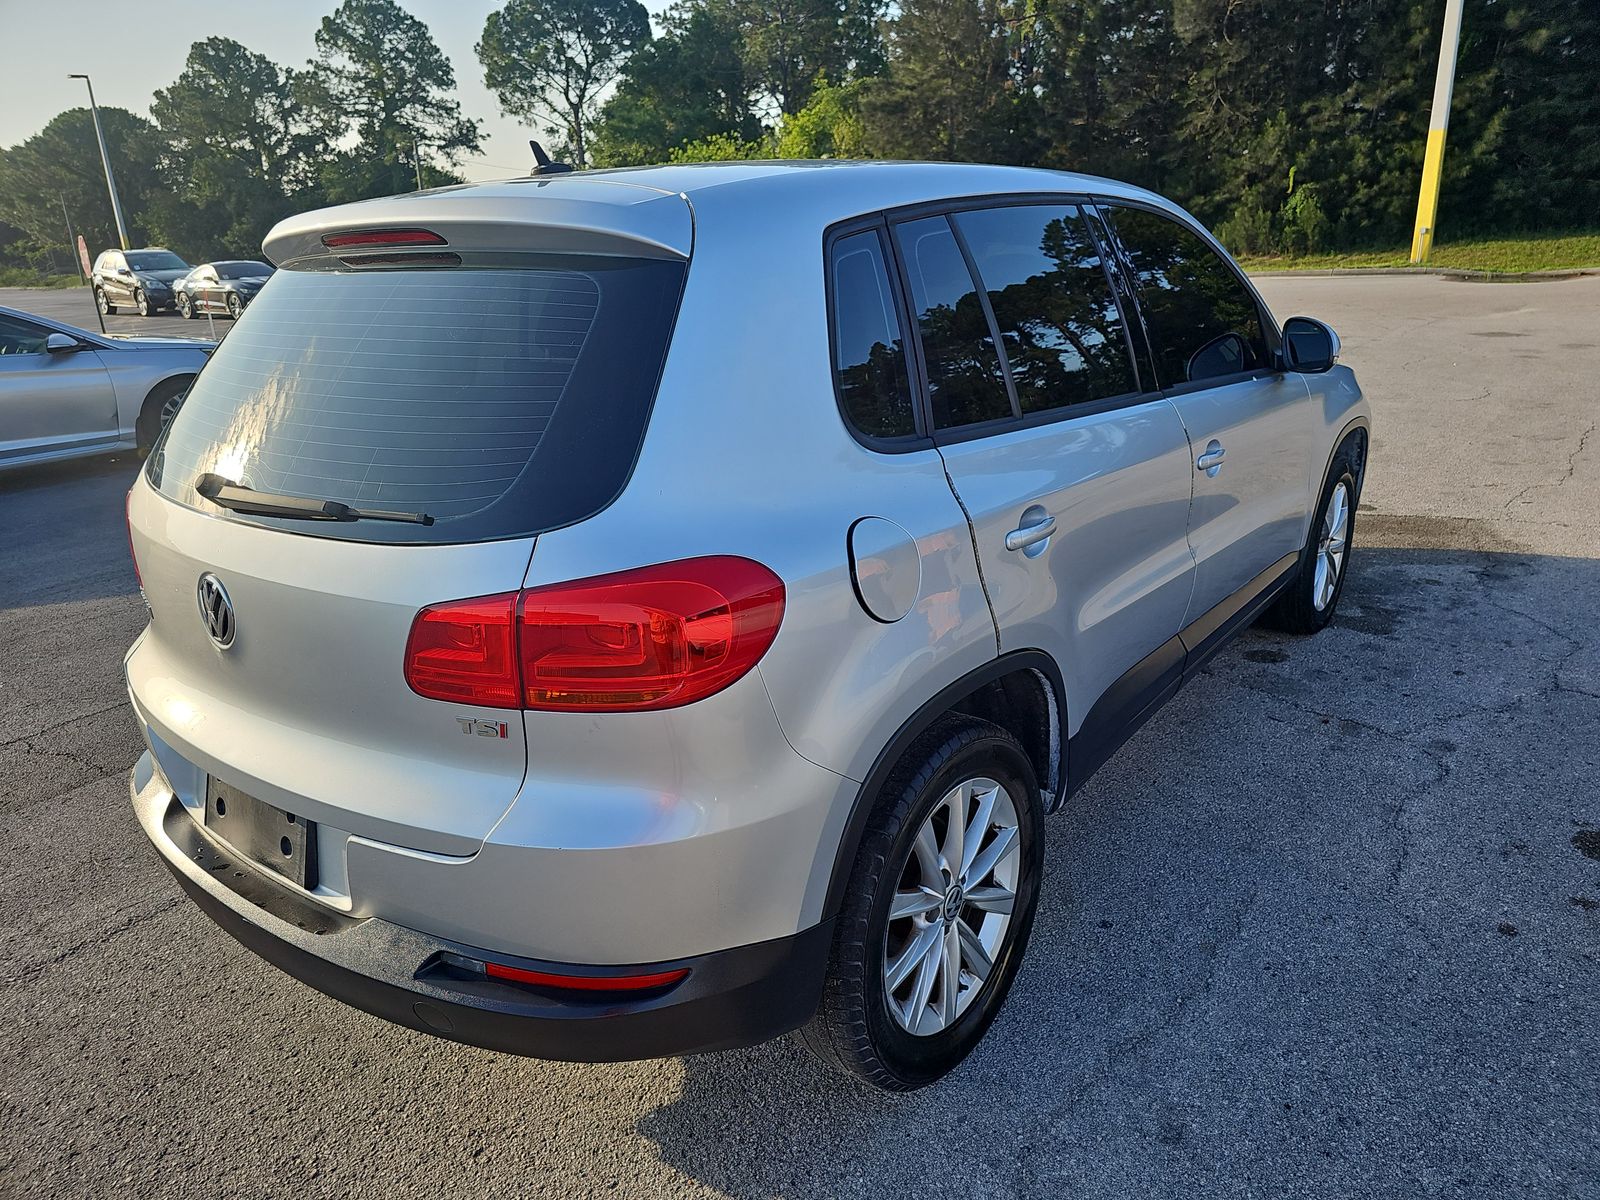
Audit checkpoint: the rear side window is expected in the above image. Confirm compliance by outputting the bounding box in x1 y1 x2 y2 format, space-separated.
953 204 1137 414
148 258 685 544
828 230 916 440
893 216 1014 431
1108 206 1268 388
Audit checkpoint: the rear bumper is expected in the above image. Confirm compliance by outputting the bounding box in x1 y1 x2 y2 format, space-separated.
131 763 831 1062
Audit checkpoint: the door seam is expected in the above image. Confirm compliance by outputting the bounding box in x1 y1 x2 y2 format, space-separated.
933 442 1002 656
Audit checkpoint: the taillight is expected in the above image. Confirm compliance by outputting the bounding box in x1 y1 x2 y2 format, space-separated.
402 557 785 713
404 593 520 708
125 488 141 588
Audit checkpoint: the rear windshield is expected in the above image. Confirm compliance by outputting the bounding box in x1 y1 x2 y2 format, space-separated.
147 258 685 544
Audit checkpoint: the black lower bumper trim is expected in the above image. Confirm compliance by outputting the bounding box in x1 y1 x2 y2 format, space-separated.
145 791 831 1062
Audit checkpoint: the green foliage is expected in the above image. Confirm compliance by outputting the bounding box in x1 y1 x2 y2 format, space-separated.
1236 231 1600 274
715 0 889 117
668 131 773 162
304 0 482 197
478 0 652 168
591 2 760 167
775 78 867 158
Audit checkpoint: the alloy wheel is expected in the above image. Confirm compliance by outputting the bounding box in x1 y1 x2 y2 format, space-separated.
882 776 1021 1037
1313 480 1350 611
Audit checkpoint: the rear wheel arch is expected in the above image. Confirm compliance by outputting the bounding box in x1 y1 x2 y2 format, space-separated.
821 650 1068 922
136 374 195 451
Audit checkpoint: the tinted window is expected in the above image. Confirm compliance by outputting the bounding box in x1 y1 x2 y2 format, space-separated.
828 230 916 439
954 204 1137 414
148 258 685 544
1109 207 1268 387
0 314 49 355
127 251 189 272
893 216 1013 430
215 261 272 279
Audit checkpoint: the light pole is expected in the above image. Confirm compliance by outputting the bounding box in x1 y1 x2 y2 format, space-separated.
68 73 131 251
1409 0 1465 264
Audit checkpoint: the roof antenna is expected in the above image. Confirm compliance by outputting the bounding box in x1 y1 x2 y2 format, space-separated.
529 139 574 177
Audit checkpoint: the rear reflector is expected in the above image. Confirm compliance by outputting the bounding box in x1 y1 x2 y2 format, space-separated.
403 557 785 713
483 962 690 993
320 228 448 249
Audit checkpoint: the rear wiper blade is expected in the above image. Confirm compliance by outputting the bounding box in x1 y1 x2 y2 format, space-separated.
195 473 434 526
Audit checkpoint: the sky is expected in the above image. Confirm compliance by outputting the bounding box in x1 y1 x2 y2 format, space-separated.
0 0 671 182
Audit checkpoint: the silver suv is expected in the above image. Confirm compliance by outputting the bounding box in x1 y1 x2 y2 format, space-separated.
126 162 1368 1090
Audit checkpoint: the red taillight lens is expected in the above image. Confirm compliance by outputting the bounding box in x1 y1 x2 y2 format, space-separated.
483 962 689 992
518 557 785 712
402 558 785 713
320 228 447 249
403 592 520 708
125 488 141 587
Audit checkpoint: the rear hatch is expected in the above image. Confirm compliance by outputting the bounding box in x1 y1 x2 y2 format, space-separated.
126 187 689 855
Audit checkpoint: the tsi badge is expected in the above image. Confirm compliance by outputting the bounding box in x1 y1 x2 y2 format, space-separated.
456 717 509 739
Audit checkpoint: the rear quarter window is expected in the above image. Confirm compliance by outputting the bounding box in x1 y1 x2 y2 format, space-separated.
148 257 685 544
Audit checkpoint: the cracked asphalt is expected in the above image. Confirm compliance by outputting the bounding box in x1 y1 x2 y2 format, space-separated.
1 275 1597 1199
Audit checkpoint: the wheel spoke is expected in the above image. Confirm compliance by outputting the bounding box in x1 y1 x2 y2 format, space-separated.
956 918 994 980
940 787 964 877
890 888 941 921
938 924 961 1026
960 785 998 879
912 822 942 890
964 825 1018 889
906 929 943 1029
965 884 1015 914
887 922 940 991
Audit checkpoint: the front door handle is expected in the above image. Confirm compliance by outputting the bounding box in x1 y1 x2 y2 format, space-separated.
1196 440 1226 476
1005 510 1056 553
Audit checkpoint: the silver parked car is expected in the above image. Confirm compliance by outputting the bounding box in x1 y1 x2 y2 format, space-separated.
125 162 1368 1090
0 305 212 469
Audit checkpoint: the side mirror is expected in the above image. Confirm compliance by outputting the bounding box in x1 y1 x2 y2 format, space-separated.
45 333 84 354
1186 331 1250 382
1283 316 1340 373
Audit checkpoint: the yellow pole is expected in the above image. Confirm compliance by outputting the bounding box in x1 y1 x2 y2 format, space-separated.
1411 0 1466 263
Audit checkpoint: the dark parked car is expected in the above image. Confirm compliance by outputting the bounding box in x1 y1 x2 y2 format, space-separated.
93 248 192 317
175 261 276 320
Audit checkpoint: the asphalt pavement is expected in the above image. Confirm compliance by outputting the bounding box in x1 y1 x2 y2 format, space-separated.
0 285 222 341
0 275 1596 1199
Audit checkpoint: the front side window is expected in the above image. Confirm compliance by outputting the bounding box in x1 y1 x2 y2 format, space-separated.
893 216 1013 431
954 204 1137 414
0 314 49 355
828 229 916 440
1108 206 1268 388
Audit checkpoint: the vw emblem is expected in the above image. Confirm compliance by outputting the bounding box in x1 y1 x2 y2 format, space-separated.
196 573 236 649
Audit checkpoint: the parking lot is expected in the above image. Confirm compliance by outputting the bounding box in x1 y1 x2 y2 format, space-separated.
1 274 1596 1198
0 285 221 341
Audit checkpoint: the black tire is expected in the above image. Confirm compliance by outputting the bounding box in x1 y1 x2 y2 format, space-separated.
226 293 243 319
1263 438 1364 634
96 288 117 315
136 377 191 453
800 714 1044 1090
177 293 194 319
135 288 150 317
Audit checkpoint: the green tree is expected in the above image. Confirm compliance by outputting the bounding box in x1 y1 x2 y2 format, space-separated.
591 2 760 166
303 0 481 199
478 0 652 168
775 77 868 158
148 37 329 258
859 0 1030 161
718 0 890 117
0 108 166 261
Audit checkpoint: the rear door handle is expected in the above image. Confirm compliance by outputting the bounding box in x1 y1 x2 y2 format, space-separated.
1196 441 1226 476
1005 512 1056 552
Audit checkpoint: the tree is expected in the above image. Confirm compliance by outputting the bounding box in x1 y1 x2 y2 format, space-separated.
303 0 482 198
716 0 890 117
859 0 1031 161
591 2 760 166
776 77 868 158
478 0 652 168
148 37 329 258
0 108 166 261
